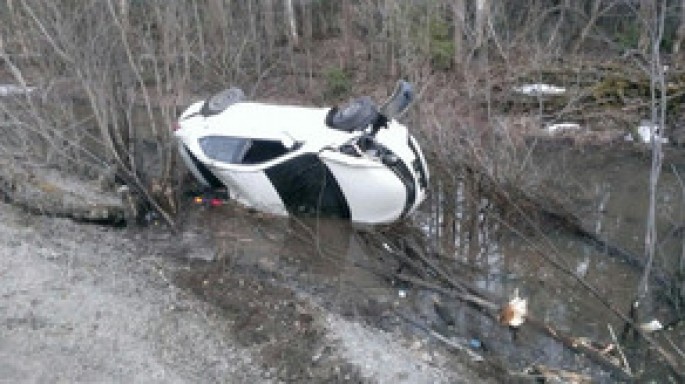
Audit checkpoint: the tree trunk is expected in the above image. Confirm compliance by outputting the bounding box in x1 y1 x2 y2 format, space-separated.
474 0 490 50
638 0 655 54
673 0 685 57
262 0 275 58
285 0 299 48
572 0 602 53
342 0 354 70
452 0 466 65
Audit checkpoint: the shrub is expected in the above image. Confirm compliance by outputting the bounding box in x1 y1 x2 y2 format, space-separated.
324 67 352 100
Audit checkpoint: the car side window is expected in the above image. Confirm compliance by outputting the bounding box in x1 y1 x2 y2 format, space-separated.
198 136 250 163
242 140 288 164
198 136 288 164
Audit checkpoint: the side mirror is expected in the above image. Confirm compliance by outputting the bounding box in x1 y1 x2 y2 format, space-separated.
380 80 414 119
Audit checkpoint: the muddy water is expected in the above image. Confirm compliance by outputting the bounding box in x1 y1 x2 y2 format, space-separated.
418 144 685 380
174 144 685 382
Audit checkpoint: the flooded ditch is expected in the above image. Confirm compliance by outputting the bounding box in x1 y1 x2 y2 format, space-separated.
7 99 683 380
168 142 685 382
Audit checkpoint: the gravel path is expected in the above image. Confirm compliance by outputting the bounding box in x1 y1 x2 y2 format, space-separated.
0 202 267 383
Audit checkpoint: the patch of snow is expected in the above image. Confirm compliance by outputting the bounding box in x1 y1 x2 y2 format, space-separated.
575 256 590 278
0 84 36 97
513 83 566 96
546 122 582 134
639 319 663 333
636 123 669 144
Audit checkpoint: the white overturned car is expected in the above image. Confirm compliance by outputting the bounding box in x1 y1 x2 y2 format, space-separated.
174 81 429 224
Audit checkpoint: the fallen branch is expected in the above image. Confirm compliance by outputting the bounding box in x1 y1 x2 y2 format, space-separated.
361 224 683 379
394 310 484 362
526 364 592 383
495 216 685 379
393 273 634 381
396 273 498 313
526 318 633 381
608 323 632 376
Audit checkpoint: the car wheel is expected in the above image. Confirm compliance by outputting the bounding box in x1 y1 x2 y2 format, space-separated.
325 96 379 132
201 87 245 116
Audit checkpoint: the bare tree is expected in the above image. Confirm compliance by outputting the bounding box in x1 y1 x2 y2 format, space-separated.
638 0 656 54
285 0 299 48
453 0 467 65
474 0 490 50
674 0 685 56
638 0 667 304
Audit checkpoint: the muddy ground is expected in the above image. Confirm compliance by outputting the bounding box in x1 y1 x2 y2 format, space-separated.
0 199 503 383
4 143 684 383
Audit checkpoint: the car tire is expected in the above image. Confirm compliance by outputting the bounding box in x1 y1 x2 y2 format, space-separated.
325 96 379 132
201 87 245 116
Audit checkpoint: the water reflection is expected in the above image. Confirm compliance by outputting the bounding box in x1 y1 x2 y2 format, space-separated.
417 146 685 380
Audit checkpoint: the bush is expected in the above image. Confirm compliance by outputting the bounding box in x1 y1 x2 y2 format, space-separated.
429 20 454 70
324 67 352 100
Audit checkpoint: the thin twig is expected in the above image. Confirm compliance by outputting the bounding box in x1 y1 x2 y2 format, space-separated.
665 336 685 360
394 310 484 362
608 323 632 375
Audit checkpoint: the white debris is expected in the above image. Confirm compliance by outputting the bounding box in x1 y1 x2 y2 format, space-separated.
639 319 663 333
499 288 527 328
0 84 36 97
513 83 566 96
398 289 407 298
636 123 669 144
575 256 590 278
116 185 130 194
546 122 582 134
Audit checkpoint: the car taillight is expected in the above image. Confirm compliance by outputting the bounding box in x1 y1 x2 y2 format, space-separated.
193 196 225 207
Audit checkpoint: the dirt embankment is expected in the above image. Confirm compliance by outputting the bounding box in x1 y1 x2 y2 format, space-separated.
0 201 499 383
